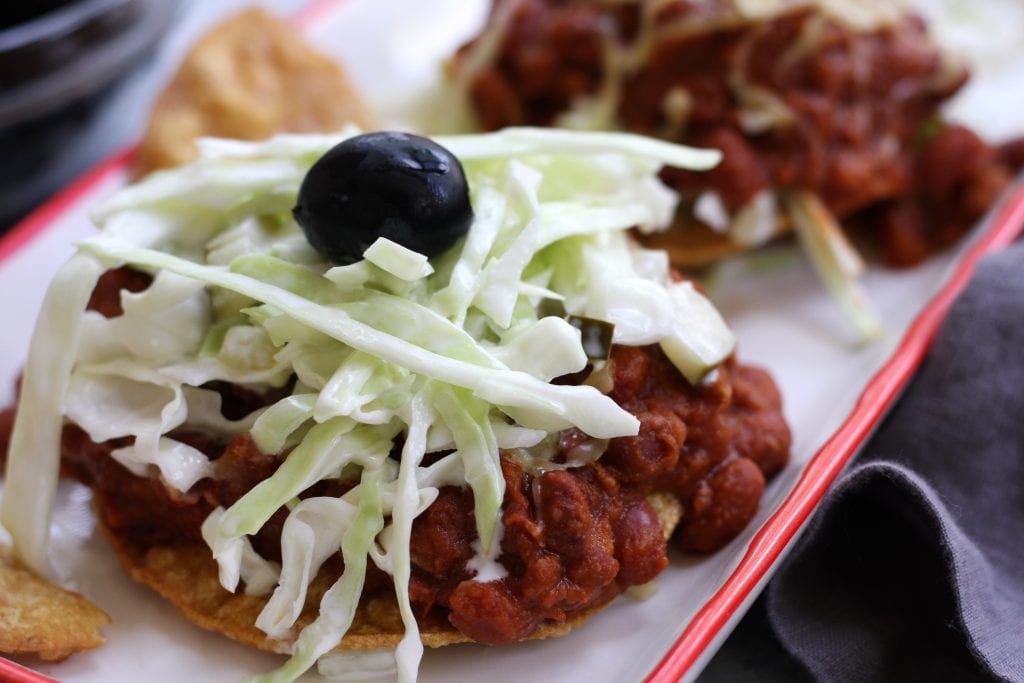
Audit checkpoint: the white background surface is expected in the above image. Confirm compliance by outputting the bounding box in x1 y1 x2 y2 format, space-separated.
2 0 1023 681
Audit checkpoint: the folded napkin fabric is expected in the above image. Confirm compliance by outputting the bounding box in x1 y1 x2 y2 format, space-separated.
702 239 1024 682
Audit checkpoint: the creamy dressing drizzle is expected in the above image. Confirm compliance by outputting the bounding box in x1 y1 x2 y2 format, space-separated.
468 518 508 582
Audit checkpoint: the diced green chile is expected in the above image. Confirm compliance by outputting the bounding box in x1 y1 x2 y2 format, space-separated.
537 297 568 319
568 315 615 361
292 132 473 265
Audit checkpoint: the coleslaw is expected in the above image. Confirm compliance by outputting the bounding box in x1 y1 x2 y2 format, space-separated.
2 127 730 683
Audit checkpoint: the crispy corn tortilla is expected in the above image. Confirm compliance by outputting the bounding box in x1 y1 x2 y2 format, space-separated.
134 8 375 176
95 492 682 652
637 216 792 268
0 545 110 661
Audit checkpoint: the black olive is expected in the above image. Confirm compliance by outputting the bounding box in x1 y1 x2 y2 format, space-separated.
292 131 473 265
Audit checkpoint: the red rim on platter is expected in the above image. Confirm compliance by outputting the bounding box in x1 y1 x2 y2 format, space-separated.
0 658 59 683
644 181 1024 682
2 0 1024 680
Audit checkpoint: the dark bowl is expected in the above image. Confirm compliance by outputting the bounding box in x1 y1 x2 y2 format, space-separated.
0 0 178 228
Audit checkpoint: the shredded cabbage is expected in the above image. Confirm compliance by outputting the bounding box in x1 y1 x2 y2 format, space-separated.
1 253 104 576
785 191 883 341
0 127 736 682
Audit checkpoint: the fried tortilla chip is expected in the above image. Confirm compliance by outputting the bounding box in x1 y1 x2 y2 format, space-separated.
96 493 681 653
134 8 376 176
0 545 110 661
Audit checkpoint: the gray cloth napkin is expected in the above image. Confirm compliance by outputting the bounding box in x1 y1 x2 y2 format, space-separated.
700 239 1024 683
